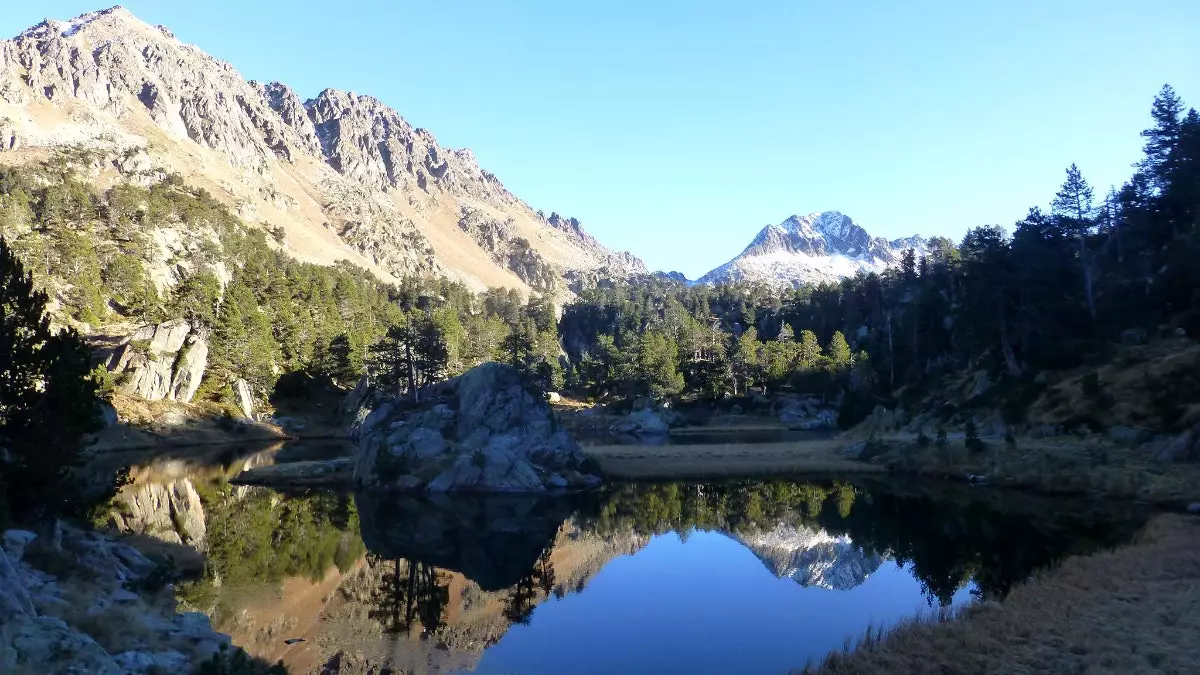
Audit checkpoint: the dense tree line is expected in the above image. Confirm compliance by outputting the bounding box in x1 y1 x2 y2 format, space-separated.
0 160 564 412
559 85 1200 428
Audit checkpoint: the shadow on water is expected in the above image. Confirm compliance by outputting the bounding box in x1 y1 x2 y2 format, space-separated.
355 491 592 592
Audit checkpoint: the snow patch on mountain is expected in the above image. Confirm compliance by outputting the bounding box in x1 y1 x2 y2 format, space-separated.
697 211 927 288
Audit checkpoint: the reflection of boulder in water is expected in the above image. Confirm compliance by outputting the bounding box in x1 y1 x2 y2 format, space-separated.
354 490 583 591
735 523 883 590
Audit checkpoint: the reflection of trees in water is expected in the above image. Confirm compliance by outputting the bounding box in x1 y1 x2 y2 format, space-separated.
503 546 556 625
176 486 364 611
580 480 1146 606
368 555 451 637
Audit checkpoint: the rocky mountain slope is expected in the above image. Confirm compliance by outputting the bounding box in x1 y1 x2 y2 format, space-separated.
0 6 643 293
733 523 884 590
697 211 927 288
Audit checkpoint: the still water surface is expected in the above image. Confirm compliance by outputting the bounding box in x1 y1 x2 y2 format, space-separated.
122 443 1149 675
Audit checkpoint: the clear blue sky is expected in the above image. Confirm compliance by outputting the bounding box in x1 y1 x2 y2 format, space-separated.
6 2 1199 277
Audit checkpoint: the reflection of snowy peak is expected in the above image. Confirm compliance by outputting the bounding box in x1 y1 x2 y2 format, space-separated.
735 524 884 590
698 211 927 288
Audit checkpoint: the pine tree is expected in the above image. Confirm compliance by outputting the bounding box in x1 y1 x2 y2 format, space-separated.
1140 84 1185 193
826 331 852 368
797 329 822 368
900 248 917 282
370 313 449 402
731 327 761 395
1053 163 1098 320
638 331 684 400
0 236 100 520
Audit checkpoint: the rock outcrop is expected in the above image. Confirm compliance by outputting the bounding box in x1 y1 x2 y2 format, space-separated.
1151 422 1200 463
349 363 598 492
0 525 233 674
610 409 672 437
103 320 209 403
231 379 254 419
779 398 839 430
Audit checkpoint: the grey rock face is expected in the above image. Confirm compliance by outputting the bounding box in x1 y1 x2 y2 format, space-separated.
610 409 671 436
112 479 207 548
232 378 254 419
350 362 595 492
1153 424 1200 463
1 523 235 674
104 320 209 403
780 399 838 430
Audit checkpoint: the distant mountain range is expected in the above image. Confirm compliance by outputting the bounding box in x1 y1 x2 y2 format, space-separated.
692 211 930 288
1 7 940 296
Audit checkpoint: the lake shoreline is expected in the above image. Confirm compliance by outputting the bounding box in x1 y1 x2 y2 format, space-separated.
799 511 1200 674
583 425 1200 507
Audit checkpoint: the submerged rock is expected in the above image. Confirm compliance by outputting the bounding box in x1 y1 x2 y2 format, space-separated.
348 362 597 493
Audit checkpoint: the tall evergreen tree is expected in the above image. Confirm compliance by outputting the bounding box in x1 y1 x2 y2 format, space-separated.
0 236 100 520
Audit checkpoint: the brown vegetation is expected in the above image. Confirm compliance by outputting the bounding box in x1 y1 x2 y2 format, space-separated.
874 435 1200 505
585 439 883 479
1027 339 1200 433
800 512 1200 674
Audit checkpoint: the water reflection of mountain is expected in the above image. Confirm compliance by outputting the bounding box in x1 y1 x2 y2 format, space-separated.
102 447 1153 675
733 524 884 590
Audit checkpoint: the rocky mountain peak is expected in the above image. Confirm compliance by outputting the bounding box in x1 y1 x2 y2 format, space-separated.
0 7 644 292
698 211 927 288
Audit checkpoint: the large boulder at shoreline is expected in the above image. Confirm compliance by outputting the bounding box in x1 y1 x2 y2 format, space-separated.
780 398 839 430
610 409 671 436
349 362 598 492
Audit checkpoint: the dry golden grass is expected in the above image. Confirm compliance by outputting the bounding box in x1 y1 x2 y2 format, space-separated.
585 440 884 479
883 436 1200 504
1029 339 1200 431
799 513 1200 674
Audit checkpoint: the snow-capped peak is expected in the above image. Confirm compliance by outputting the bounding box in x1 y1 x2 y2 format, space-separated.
697 211 927 289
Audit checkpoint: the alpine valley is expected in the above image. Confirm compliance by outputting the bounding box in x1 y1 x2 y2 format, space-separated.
0 6 930 294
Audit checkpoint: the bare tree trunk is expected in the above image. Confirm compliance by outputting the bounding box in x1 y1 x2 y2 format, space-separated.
1080 235 1097 322
1000 315 1022 377
885 310 895 389
405 340 418 404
